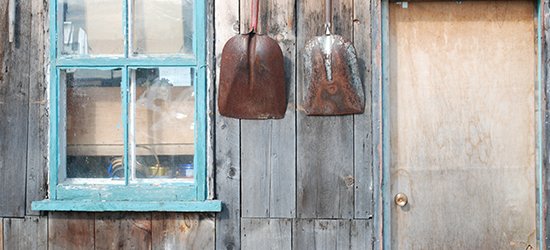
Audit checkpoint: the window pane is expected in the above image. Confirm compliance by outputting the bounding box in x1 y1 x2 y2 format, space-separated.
60 0 124 56
130 68 195 182
64 69 124 179
132 0 194 55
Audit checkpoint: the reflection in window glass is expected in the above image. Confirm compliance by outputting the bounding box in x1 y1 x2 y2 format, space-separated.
130 68 195 181
60 0 124 56
133 0 194 55
64 69 123 179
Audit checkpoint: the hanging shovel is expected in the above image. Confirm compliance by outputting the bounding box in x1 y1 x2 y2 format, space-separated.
218 0 286 119
303 0 364 115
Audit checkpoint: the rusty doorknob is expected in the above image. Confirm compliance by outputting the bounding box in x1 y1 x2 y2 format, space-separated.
395 193 408 207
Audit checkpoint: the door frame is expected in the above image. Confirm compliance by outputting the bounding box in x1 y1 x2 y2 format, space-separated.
372 0 547 249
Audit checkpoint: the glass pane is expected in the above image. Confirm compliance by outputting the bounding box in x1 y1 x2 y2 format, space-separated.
130 68 195 181
60 0 124 56
64 69 124 179
132 0 194 55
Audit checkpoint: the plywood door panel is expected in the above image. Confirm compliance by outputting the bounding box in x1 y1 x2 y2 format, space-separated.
389 1 536 249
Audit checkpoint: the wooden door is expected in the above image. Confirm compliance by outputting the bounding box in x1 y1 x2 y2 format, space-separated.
389 1 536 249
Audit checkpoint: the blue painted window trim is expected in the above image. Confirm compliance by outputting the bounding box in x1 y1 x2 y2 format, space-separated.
32 0 220 212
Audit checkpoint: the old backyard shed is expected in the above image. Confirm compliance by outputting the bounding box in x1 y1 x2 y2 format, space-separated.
2 0 550 249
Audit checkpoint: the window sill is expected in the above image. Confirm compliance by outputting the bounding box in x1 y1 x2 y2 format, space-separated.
31 200 222 212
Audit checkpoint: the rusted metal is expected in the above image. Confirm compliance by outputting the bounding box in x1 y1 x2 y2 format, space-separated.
302 0 364 116
218 0 286 119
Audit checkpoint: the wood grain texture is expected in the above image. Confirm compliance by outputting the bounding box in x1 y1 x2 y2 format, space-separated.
0 0 31 217
214 0 241 248
353 0 374 220
297 0 355 219
48 212 94 250
293 219 371 250
3 217 47 249
152 212 215 250
241 218 292 250
95 212 152 250
206 0 216 200
0 218 3 250
389 2 535 248
240 0 297 219
371 0 383 247
26 0 48 216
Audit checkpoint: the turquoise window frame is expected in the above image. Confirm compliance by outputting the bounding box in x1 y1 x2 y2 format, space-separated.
32 0 221 212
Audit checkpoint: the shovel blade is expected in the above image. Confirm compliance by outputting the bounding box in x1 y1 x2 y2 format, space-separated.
219 33 286 119
303 35 365 115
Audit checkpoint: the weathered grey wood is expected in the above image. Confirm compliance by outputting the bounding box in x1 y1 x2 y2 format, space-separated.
3 216 47 249
0 218 3 250
152 212 215 250
49 212 94 250
95 212 152 250
296 0 355 219
214 0 242 249
371 0 383 247
293 219 372 250
241 218 292 250
353 0 374 220
240 0 297 219
0 0 32 217
206 0 216 200
26 0 48 216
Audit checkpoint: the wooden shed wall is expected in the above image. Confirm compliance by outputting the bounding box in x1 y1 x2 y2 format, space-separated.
0 0 378 248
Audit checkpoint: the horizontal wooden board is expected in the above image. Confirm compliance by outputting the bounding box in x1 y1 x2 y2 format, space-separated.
95 212 152 250
152 212 215 250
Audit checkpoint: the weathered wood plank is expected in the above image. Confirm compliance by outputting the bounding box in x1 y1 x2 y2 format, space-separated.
241 218 292 250
26 0 48 216
214 0 242 249
48 212 95 250
240 0 297 219
0 218 3 250
0 0 32 217
353 0 374 220
3 216 47 249
206 0 216 200
293 219 371 250
151 212 215 250
350 220 373 250
95 212 152 250
296 0 355 219
371 0 383 247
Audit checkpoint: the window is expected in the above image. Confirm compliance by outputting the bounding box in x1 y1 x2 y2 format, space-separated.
32 0 220 211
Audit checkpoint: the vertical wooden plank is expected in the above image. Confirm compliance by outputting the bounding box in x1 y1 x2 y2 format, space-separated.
296 0 355 219
95 212 152 250
353 0 374 220
48 212 94 250
240 0 297 219
0 218 2 250
370 0 383 247
241 218 292 249
351 220 373 250
26 0 48 216
152 212 215 250
214 0 241 249
293 219 315 250
206 0 216 200
3 216 47 249
0 0 32 217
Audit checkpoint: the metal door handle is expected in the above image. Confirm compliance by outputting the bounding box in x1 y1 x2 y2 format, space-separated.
395 193 408 207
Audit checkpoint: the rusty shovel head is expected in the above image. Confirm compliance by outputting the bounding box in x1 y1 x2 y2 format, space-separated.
303 34 364 115
219 32 286 119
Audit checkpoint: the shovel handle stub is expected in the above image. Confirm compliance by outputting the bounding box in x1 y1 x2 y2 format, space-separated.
250 0 259 33
325 0 332 32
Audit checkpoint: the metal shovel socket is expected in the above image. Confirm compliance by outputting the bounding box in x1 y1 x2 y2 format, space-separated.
218 0 286 119
303 0 364 115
